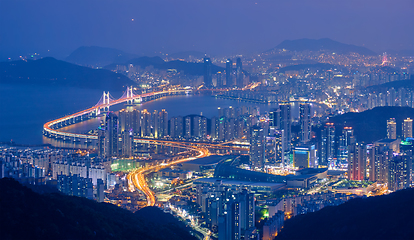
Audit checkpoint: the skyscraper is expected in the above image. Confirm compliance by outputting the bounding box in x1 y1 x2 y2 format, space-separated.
216 72 223 88
210 116 218 139
250 126 265 169
204 57 213 88
104 112 119 157
152 110 159 138
217 189 256 240
403 118 413 139
97 120 105 157
279 102 291 154
338 127 355 163
269 108 281 129
226 59 233 87
141 109 151 137
320 123 336 167
236 58 243 88
388 154 412 191
299 102 311 143
348 142 367 180
184 116 192 139
193 116 207 139
270 128 285 167
132 109 141 137
387 118 397 139
369 146 392 183
119 108 133 157
159 109 168 138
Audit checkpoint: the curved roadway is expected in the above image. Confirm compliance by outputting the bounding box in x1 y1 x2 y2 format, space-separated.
128 146 209 207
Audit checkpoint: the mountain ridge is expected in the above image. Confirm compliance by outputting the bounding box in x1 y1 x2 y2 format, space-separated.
65 46 139 67
0 178 196 240
277 188 414 240
106 56 225 76
0 57 135 92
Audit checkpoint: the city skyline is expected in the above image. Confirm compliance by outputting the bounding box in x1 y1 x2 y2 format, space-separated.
1 1 413 239
1 0 414 60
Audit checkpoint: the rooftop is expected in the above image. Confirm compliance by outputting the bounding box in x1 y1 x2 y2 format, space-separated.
183 155 236 165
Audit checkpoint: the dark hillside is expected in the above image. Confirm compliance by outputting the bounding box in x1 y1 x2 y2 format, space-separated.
0 178 195 240
329 106 414 142
0 57 135 91
277 188 414 240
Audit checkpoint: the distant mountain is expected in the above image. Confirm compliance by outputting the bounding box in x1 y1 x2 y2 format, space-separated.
168 51 206 59
0 57 135 91
277 188 414 240
328 106 414 143
106 56 225 76
0 178 196 240
66 46 139 67
270 38 377 56
365 78 414 91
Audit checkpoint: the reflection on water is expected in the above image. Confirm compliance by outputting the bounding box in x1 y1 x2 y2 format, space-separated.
44 94 327 148
43 136 96 150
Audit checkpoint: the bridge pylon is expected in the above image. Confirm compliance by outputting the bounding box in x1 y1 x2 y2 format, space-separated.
102 91 110 112
126 86 135 105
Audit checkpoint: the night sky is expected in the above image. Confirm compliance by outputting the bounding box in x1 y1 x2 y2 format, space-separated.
0 0 413 59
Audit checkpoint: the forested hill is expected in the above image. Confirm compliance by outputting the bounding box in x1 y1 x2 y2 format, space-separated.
0 178 196 240
277 188 414 240
328 106 414 143
0 57 135 91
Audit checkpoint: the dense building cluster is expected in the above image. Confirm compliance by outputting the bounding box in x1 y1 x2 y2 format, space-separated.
0 147 111 202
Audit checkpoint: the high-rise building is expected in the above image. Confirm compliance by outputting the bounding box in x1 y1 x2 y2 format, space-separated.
57 174 93 199
226 59 233 87
225 118 235 141
388 154 412 191
97 120 106 157
348 142 367 180
104 112 119 157
119 108 133 133
279 102 291 155
152 110 159 138
121 130 132 157
193 116 207 139
250 126 265 169
270 128 285 167
269 108 281 130
159 109 168 138
236 58 243 88
184 116 192 139
170 116 183 138
403 118 413 139
299 103 311 143
216 189 256 240
218 117 225 141
293 144 317 169
216 72 223 88
320 123 336 167
132 109 141 137
204 57 213 88
369 146 392 183
338 127 355 162
97 179 105 202
141 109 151 137
119 108 134 157
387 118 397 139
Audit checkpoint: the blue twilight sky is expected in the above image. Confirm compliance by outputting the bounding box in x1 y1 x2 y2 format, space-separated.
0 0 413 59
